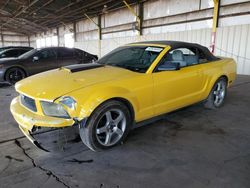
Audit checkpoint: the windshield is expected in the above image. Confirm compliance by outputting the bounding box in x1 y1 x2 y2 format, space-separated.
97 46 163 73
19 49 37 59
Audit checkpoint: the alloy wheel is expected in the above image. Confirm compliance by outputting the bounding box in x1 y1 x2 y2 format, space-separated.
8 69 25 84
95 109 126 146
213 80 226 107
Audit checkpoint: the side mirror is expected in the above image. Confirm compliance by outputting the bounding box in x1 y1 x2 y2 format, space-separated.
1 54 6 58
33 56 39 62
157 63 180 71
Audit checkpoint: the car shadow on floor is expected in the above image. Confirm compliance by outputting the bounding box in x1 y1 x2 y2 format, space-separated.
0 83 11 88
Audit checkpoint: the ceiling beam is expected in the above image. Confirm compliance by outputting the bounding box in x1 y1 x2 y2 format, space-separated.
0 0 11 10
0 1 50 33
2 17 42 34
1 24 36 35
44 0 143 29
33 0 83 23
0 0 39 29
0 15 46 33
27 0 54 16
18 18 49 31
39 0 113 27
0 0 143 35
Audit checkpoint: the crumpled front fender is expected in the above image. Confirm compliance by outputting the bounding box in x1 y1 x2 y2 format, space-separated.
71 86 139 120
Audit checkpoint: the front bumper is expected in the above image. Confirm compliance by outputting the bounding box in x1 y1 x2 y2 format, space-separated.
18 125 50 152
10 97 75 151
10 97 75 130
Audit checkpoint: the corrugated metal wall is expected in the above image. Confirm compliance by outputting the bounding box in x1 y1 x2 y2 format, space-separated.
215 25 250 75
75 24 250 75
0 31 30 47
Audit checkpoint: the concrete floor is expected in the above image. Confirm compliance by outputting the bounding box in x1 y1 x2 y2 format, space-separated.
0 75 250 188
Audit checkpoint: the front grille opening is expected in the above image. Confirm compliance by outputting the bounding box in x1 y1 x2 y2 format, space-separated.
20 94 37 112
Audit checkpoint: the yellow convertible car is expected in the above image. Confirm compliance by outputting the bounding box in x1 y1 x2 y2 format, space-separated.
10 41 236 151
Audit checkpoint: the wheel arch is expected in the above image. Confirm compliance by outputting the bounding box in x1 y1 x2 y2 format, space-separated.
74 86 139 122
204 74 229 100
81 97 136 122
219 75 228 84
107 97 135 121
78 97 134 151
4 66 28 81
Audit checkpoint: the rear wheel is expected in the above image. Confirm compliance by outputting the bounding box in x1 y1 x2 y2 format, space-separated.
204 77 227 109
5 67 26 84
79 100 132 151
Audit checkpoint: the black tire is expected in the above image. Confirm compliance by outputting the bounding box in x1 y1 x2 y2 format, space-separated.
5 67 26 85
204 77 227 109
79 100 132 151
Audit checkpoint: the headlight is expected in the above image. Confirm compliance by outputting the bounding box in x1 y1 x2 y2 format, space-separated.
59 96 76 110
41 101 70 119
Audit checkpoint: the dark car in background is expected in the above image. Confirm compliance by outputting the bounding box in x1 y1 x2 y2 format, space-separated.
0 48 32 59
0 47 98 84
0 46 33 53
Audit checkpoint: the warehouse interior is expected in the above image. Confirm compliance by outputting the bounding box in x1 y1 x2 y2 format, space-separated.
1 0 250 74
0 0 250 187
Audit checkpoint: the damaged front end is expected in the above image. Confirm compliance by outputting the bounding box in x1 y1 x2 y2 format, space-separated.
18 120 87 152
19 125 50 152
10 96 88 152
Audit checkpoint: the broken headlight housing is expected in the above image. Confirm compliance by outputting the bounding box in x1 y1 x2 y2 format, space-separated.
41 101 70 119
59 96 76 110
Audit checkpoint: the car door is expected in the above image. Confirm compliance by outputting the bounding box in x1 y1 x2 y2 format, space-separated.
152 47 205 116
57 48 78 67
27 48 58 75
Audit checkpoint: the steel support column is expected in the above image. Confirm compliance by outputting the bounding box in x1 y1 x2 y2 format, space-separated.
84 13 102 57
123 0 142 36
97 15 102 58
28 35 30 47
211 0 220 53
138 1 143 36
73 22 77 42
56 27 59 46
1 31 4 47
98 15 102 40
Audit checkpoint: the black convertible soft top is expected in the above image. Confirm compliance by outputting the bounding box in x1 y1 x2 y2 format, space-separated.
130 40 219 61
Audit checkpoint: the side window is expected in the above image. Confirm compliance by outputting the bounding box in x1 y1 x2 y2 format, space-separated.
36 49 56 60
5 50 19 57
197 49 209 64
18 49 29 55
74 49 83 59
158 47 199 69
58 49 74 58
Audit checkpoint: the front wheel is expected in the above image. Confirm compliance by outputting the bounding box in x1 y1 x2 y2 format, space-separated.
5 67 26 84
79 100 132 151
204 77 227 109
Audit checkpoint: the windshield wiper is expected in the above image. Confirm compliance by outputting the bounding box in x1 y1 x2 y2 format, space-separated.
123 65 146 73
104 63 146 73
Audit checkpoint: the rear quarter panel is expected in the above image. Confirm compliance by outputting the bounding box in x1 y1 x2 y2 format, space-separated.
201 57 237 100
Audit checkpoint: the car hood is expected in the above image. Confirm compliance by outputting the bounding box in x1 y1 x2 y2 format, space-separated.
15 65 136 101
